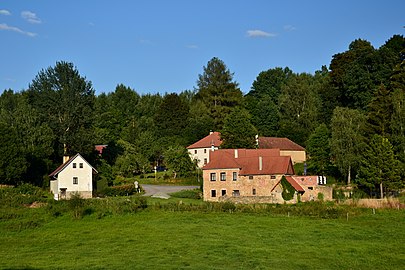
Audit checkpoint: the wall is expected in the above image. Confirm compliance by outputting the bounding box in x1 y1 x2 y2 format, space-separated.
203 169 282 202
188 147 218 168
55 155 93 199
280 150 306 164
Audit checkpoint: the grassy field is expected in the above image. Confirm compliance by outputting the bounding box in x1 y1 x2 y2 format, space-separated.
0 198 404 269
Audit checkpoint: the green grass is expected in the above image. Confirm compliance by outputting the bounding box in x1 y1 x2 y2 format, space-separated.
0 202 404 269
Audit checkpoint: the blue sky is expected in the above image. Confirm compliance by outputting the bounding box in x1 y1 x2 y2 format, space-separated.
1 1 404 95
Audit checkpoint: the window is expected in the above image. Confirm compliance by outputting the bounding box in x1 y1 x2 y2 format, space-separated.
233 172 237 181
271 175 276 179
211 190 216 197
194 150 197 154
249 175 253 180
79 163 83 168
308 187 313 190
220 172 226 181
204 149 207 154
252 188 256 195
232 190 240 197
73 177 78 185
73 163 77 168
221 189 227 196
204 158 207 165
210 173 216 181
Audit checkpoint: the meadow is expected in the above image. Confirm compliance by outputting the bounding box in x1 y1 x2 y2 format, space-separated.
0 186 404 269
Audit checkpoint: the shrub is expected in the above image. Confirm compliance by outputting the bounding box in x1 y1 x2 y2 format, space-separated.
169 189 202 200
281 176 295 201
99 184 138 197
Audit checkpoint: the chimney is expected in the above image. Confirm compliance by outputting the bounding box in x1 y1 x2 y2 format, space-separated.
63 155 70 163
210 130 213 135
234 149 238 158
259 156 263 171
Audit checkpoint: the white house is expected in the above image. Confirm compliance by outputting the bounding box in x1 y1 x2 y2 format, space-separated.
187 131 222 168
49 153 98 200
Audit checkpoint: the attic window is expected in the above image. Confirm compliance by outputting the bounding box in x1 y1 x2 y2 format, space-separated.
249 175 253 180
73 163 77 168
271 175 276 179
79 163 83 168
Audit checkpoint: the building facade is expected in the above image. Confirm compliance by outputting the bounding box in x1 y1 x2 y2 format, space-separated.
49 153 97 200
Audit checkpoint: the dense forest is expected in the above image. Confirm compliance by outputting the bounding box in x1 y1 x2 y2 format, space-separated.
0 34 404 197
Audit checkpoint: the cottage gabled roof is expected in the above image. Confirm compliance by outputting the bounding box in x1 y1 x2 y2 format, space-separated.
284 176 305 192
49 153 98 178
203 149 294 176
187 132 222 149
258 137 305 151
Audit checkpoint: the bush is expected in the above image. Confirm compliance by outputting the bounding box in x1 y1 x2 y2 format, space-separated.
99 184 138 197
169 189 202 200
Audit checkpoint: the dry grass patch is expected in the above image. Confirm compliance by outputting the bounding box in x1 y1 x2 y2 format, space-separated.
344 198 404 209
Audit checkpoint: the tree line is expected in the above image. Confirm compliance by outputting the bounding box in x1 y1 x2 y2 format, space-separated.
0 34 404 197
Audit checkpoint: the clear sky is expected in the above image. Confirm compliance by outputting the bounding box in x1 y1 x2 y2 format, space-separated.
1 0 404 95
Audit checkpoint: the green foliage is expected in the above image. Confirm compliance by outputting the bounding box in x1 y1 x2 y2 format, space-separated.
196 57 243 130
164 145 195 178
331 107 366 184
169 189 202 200
357 135 403 196
0 122 27 184
27 61 96 158
154 93 189 139
281 176 295 201
99 184 139 197
306 123 331 175
220 107 257 149
278 73 321 146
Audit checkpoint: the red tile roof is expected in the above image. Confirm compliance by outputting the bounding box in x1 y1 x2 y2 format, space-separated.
49 153 98 178
187 132 222 149
258 137 305 151
203 149 295 176
284 176 305 192
95 144 108 155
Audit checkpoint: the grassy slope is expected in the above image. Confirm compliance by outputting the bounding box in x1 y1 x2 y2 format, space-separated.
0 208 404 269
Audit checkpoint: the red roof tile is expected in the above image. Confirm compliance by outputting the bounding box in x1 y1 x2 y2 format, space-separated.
203 149 294 175
258 137 305 151
187 132 222 149
284 176 305 192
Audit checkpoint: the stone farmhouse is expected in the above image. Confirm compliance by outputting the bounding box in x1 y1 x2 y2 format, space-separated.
202 149 332 203
49 153 98 200
187 132 306 167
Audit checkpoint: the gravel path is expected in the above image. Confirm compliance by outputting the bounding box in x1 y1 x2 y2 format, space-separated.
142 184 199 199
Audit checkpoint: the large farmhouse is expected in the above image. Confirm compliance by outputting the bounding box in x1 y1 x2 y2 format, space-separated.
187 132 306 167
49 153 98 200
202 149 331 203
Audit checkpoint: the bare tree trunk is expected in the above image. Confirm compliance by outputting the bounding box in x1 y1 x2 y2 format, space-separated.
380 182 383 199
347 165 351 186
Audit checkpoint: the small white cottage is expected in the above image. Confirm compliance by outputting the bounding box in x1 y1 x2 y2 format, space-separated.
49 153 98 200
